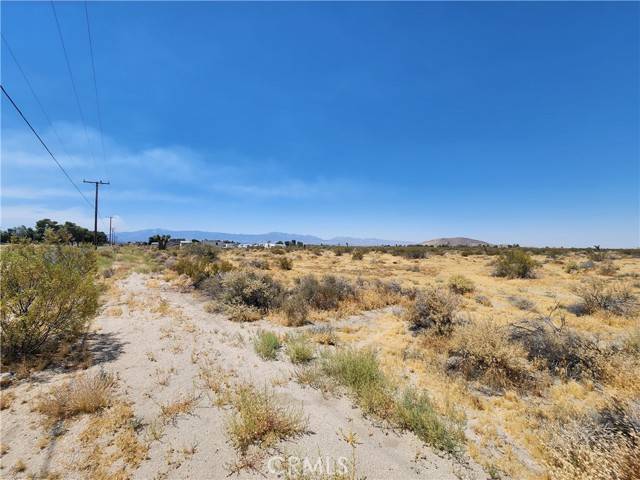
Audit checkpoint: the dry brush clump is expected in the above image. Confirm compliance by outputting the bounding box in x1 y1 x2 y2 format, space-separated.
447 319 540 392
405 286 460 335
1 244 99 363
542 400 640 480
573 279 637 317
226 383 308 456
509 312 610 382
448 275 475 295
37 371 116 421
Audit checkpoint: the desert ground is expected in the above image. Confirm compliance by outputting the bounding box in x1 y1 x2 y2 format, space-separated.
1 244 638 479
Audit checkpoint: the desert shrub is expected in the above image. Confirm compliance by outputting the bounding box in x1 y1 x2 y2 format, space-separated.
293 275 355 310
173 257 209 285
564 261 579 273
509 319 607 381
447 319 538 392
447 275 475 295
1 244 100 362
543 401 639 480
333 246 351 256
573 279 637 317
475 295 492 307
588 249 608 262
394 387 463 454
253 330 281 360
225 304 262 323
185 243 220 261
270 247 286 255
493 249 537 279
174 257 233 286
508 296 536 311
280 294 308 326
309 325 338 345
249 258 270 270
352 250 364 261
37 371 116 420
599 261 619 276
278 256 293 270
391 246 427 259
405 287 460 335
221 270 283 312
226 383 307 455
285 334 314 364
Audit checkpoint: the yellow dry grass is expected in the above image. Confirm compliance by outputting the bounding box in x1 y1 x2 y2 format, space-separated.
221 248 640 479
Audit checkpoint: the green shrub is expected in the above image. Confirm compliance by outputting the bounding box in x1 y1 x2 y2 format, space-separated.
447 275 475 295
394 388 463 454
285 334 314 364
405 287 460 335
1 244 99 362
253 330 281 360
299 347 463 453
320 348 395 417
493 249 538 279
352 250 364 261
278 256 293 270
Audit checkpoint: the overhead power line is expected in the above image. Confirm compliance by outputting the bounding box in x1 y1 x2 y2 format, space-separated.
83 1 108 177
1 33 79 175
50 0 96 169
1 84 94 210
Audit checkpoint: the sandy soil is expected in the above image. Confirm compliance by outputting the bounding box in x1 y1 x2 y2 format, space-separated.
0 271 485 479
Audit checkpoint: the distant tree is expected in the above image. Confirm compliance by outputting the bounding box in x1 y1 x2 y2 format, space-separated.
149 234 171 250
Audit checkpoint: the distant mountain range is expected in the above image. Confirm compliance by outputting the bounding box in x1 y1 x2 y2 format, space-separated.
421 237 489 247
116 229 410 246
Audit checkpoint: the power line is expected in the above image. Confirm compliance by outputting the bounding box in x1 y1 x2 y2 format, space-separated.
1 84 94 209
50 0 96 170
83 1 108 178
1 33 80 177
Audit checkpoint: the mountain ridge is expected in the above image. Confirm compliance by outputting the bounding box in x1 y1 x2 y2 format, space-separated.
421 237 489 247
115 229 410 246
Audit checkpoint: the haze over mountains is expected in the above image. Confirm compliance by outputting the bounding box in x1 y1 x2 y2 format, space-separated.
116 229 412 246
117 229 493 247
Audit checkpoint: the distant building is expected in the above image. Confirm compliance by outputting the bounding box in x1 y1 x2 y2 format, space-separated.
179 240 194 247
202 239 239 248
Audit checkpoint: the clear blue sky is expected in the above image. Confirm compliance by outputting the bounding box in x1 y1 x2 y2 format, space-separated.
1 1 638 246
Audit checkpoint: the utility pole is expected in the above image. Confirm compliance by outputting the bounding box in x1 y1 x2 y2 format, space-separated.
83 179 109 248
108 216 114 246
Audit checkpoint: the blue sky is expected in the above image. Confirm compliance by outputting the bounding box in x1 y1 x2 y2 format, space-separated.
1 2 638 247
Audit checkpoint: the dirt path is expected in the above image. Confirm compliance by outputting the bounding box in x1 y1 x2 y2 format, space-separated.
1 272 484 479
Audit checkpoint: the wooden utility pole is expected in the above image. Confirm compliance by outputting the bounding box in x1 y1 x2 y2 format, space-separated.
83 179 109 248
108 216 114 245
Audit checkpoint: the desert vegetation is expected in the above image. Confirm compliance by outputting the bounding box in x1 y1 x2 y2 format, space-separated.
1 241 638 479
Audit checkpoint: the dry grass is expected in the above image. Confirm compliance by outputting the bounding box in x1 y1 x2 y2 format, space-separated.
226 383 308 455
37 371 116 421
0 390 15 410
160 393 198 422
447 319 540 392
158 246 640 477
